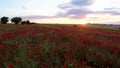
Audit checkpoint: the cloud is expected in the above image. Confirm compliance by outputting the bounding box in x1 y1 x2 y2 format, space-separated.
58 4 72 10
104 7 120 11
105 11 120 15
56 9 120 19
57 9 92 19
21 6 30 10
22 15 56 20
70 0 94 6
85 14 120 24
21 0 95 19
21 0 120 20
58 0 94 10
92 10 120 15
56 0 95 19
22 9 120 20
57 0 120 19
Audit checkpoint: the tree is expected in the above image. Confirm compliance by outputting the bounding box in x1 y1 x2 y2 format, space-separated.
21 21 26 24
26 20 30 24
11 17 22 24
21 20 31 24
0 16 9 24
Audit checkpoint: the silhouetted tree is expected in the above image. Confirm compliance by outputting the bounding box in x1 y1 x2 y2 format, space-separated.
11 17 22 24
21 21 26 24
0 16 9 24
21 20 31 24
26 20 30 24
31 22 36 24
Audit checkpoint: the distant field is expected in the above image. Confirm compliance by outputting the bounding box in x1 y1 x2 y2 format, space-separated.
88 25 120 31
0 24 120 68
40 24 120 30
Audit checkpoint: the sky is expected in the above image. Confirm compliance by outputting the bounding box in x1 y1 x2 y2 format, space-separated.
0 0 120 24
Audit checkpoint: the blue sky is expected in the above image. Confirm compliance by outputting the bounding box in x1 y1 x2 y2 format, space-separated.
0 0 120 24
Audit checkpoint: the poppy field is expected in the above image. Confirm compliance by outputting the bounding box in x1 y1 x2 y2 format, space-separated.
0 24 120 68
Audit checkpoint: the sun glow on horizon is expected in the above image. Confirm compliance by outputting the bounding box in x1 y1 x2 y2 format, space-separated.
30 18 81 24
79 20 87 24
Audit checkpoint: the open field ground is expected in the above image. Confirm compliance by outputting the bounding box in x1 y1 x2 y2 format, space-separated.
0 24 120 68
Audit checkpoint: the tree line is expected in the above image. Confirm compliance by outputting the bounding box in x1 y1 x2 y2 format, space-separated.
0 16 36 24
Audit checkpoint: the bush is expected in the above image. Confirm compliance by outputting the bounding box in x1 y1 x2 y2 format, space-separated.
73 25 77 27
118 27 120 30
